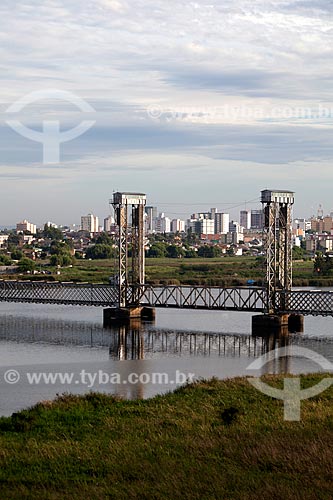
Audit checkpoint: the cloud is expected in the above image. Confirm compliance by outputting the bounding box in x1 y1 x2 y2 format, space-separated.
96 0 128 13
0 0 333 223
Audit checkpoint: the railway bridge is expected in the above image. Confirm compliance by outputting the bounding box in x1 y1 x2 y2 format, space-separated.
0 189 330 332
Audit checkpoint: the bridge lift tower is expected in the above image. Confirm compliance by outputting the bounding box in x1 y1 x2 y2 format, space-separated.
104 192 155 324
261 189 295 313
253 189 303 334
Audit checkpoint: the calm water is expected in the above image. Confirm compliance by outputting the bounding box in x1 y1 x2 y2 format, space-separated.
1 301 333 416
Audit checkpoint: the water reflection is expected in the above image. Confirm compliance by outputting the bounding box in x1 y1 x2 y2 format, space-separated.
0 314 288 359
1 313 333 416
2 314 333 370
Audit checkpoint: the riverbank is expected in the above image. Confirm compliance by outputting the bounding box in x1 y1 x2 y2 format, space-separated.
3 256 333 287
0 374 332 499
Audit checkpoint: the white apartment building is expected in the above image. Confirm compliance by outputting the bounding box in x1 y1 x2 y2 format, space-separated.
155 213 171 233
103 215 115 233
16 220 37 235
171 219 185 233
214 213 229 234
81 214 99 234
187 217 215 235
228 220 244 244
200 219 215 235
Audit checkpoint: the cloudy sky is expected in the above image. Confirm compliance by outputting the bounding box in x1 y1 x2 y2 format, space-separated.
1 0 333 226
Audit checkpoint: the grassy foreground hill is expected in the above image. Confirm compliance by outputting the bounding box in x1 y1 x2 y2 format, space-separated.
0 375 333 499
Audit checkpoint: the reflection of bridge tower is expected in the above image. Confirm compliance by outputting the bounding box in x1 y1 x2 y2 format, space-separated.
261 189 294 313
116 325 144 360
104 192 155 325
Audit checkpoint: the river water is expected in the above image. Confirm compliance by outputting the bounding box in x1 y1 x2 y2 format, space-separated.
1 301 333 416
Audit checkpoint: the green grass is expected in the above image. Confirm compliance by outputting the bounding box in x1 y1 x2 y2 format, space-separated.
6 256 333 286
1 374 333 499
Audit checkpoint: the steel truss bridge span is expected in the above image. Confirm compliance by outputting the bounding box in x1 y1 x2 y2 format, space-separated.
135 285 267 312
0 281 119 307
1 281 333 317
276 290 333 317
0 281 266 310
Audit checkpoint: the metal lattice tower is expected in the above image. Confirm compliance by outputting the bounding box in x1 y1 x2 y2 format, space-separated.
261 190 295 313
111 192 146 307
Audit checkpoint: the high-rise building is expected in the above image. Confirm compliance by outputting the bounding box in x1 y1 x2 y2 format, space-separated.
46 221 58 228
171 219 185 233
155 213 171 233
199 219 215 235
192 212 211 220
103 215 115 233
187 218 214 235
214 213 229 234
81 214 99 234
229 220 243 234
145 206 157 233
16 220 37 235
240 210 251 230
251 210 263 230
310 216 333 233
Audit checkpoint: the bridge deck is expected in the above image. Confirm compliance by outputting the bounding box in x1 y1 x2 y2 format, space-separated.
0 281 332 316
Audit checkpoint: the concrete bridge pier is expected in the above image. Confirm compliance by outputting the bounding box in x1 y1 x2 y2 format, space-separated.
103 306 156 327
288 313 304 333
252 313 304 336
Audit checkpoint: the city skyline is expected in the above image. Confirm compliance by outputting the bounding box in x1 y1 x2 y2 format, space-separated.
4 197 333 232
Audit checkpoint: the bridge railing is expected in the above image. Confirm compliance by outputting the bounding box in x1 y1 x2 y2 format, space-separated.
2 281 332 317
0 280 119 307
0 281 268 311
130 285 268 311
276 289 333 316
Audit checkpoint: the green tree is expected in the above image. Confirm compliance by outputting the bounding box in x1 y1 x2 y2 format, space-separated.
50 253 73 266
94 232 113 245
49 241 74 266
146 242 167 258
184 249 197 258
197 246 222 258
292 245 305 260
11 249 23 260
7 234 21 247
0 254 12 265
18 257 36 273
85 244 115 260
313 253 333 276
50 241 67 255
166 245 185 258
43 224 63 241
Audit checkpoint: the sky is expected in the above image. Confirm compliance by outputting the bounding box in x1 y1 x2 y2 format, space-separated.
0 0 333 226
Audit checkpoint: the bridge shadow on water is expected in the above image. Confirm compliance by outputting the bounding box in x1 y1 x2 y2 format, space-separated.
1 314 333 368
